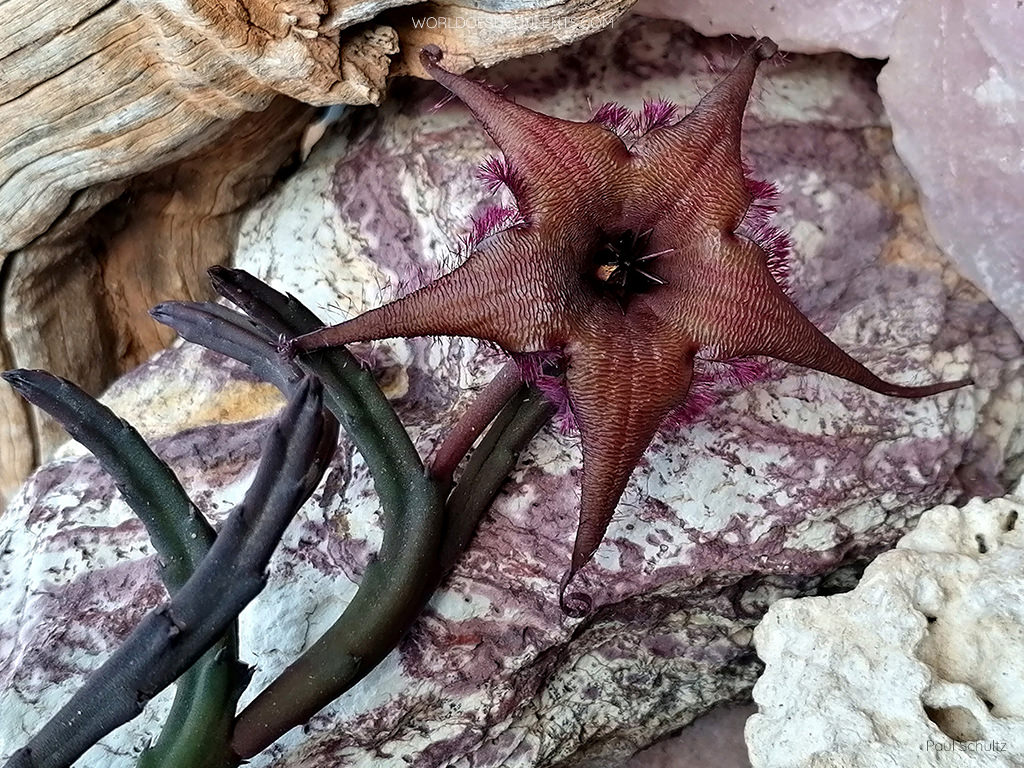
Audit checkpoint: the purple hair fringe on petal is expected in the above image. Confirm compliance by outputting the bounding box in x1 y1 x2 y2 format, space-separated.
460 205 521 255
591 102 632 133
592 99 682 140
663 377 718 426
534 375 578 433
737 166 792 293
512 350 577 433
478 155 525 199
633 99 680 134
663 357 775 428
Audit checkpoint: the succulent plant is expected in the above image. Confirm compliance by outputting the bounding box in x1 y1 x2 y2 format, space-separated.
2 270 552 765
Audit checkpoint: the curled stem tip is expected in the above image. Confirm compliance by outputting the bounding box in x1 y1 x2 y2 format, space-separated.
558 569 592 618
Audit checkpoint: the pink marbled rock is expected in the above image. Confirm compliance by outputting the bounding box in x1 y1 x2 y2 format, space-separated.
1 17 1022 768
634 0 1024 341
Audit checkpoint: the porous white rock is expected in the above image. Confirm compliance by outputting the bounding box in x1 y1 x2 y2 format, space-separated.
747 481 1024 768
1 17 1022 768
634 0 1024 341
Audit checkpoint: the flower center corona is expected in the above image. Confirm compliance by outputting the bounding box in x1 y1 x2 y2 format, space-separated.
592 229 671 306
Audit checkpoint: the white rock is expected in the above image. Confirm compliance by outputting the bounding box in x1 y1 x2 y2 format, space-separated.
747 482 1024 767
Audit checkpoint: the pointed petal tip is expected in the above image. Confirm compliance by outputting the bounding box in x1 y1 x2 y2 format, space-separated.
277 334 300 361
282 331 312 358
420 44 444 72
418 45 480 101
752 37 778 62
880 375 974 399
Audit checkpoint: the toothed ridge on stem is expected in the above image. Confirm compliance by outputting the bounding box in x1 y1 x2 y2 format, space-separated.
199 270 544 757
1 377 333 768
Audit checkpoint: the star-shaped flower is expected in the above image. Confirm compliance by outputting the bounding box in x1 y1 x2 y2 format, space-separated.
288 38 970 614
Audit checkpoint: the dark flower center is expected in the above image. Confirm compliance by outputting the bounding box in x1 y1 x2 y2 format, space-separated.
591 229 669 304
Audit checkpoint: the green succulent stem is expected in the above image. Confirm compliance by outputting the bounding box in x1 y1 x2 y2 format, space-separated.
0 370 247 768
201 269 445 756
160 269 554 758
442 385 554 571
1 378 334 768
135 646 249 768
0 370 215 585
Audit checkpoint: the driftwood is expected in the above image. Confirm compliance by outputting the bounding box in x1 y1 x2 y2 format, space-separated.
0 0 635 507
0 98 315 492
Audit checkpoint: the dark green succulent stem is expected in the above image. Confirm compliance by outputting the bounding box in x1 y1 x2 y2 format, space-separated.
442 384 554 571
135 646 248 768
197 268 444 756
0 370 215 586
2 378 334 768
160 269 554 757
206 267 427 501
3 268 551 767
0 370 247 768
